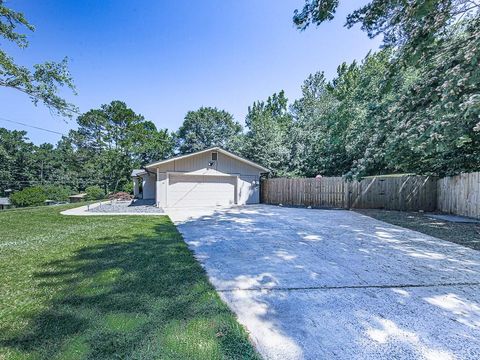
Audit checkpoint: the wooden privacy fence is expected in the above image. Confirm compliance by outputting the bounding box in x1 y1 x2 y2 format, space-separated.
437 172 480 219
348 175 438 211
261 175 438 212
261 177 347 208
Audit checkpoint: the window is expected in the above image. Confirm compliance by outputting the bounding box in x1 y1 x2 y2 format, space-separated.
211 152 218 161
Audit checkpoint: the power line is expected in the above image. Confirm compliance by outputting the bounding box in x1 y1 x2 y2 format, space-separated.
0 116 173 141
0 116 66 136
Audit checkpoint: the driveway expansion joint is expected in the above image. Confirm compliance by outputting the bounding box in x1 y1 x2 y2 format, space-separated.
170 205 480 359
216 281 480 292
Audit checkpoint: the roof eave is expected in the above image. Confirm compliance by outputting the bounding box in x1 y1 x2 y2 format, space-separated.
215 148 270 173
145 146 270 173
131 169 147 177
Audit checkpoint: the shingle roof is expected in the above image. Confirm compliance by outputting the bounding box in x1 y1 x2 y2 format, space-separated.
69 193 87 198
131 169 146 177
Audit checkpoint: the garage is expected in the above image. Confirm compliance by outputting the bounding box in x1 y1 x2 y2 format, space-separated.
132 147 269 208
167 173 237 208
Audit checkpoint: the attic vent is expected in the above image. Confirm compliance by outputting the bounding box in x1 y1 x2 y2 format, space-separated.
211 152 218 161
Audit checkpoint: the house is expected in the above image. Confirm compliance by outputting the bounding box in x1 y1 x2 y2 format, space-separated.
131 147 269 208
0 197 11 210
69 193 87 203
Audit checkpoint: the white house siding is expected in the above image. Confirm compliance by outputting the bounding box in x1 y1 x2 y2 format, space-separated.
142 173 156 200
156 172 167 207
238 175 260 204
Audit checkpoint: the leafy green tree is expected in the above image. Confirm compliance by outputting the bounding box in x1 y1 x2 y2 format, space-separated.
40 184 71 202
0 128 88 193
291 62 375 177
130 121 174 165
291 71 340 176
242 91 293 176
291 16 479 178
85 185 105 200
176 107 242 154
30 143 70 187
0 128 37 192
70 101 173 192
0 100 173 194
294 1 479 60
383 17 480 176
0 0 76 116
10 187 47 207
48 136 87 191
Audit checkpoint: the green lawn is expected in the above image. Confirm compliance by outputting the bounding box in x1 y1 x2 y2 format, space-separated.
0 205 259 360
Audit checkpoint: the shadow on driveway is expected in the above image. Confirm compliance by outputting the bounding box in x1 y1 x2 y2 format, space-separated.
170 204 480 359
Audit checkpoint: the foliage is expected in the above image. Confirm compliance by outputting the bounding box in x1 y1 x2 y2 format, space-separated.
176 107 242 154
69 100 174 192
123 182 134 194
9 185 71 207
291 70 344 176
40 185 71 202
0 99 174 195
241 91 294 176
85 185 105 200
1 14 478 190
289 15 480 178
293 0 480 65
382 17 480 175
291 50 403 177
0 0 77 116
0 128 36 192
10 186 47 207
0 205 260 359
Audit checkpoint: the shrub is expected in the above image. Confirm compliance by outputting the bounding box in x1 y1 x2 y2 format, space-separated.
41 185 71 202
10 187 47 207
123 182 134 194
85 185 105 200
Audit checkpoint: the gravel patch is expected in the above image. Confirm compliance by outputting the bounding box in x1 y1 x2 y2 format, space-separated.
88 200 164 214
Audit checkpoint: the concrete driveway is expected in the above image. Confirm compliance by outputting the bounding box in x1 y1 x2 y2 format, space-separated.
167 205 480 360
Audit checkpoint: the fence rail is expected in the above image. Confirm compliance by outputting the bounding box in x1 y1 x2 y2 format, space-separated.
261 175 440 213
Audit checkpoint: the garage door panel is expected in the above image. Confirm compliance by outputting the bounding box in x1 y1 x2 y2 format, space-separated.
168 174 236 208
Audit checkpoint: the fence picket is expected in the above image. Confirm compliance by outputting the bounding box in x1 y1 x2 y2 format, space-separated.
262 175 442 213
262 173 479 219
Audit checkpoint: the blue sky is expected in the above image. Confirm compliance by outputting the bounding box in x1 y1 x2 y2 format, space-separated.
0 0 381 145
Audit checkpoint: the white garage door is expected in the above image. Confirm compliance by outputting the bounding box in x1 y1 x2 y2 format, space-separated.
167 174 236 208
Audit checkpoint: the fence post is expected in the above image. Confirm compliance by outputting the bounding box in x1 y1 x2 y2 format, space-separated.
261 175 451 214
344 180 350 209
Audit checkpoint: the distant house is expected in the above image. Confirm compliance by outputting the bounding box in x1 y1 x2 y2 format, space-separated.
0 198 11 210
132 147 269 208
69 193 87 203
